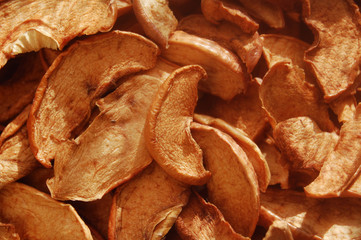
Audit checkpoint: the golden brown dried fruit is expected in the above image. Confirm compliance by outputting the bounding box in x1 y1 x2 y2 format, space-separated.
329 95 357 123
145 65 211 186
191 123 259 237
175 192 248 240
201 0 258 34
28 31 159 168
260 62 335 132
133 0 178 47
178 14 263 73
39 48 61 69
114 0 132 16
0 223 20 240
263 220 294 240
162 30 249 100
305 104 361 197
0 182 93 240
0 0 117 69
303 0 361 101
344 172 361 197
108 162 190 240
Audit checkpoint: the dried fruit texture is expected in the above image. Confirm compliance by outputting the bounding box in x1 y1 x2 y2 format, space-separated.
263 220 294 240
191 123 259 237
114 0 132 16
0 223 20 240
261 34 309 69
0 53 44 124
260 62 335 132
162 30 249 100
0 0 117 69
201 0 259 34
178 14 263 73
133 0 178 48
344 173 361 197
109 162 190 240
175 192 248 240
329 95 356 123
237 0 285 28
28 31 159 168
303 0 361 101
0 182 93 240
145 65 211 186
258 136 289 189
260 188 361 240
274 117 339 174
47 66 165 201
196 80 268 140
193 114 271 192
305 104 361 197
39 48 61 69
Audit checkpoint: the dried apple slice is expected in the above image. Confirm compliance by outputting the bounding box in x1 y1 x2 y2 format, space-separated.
109 162 190 240
0 223 20 240
303 0 361 101
178 14 263 73
260 62 335 132
162 30 249 100
0 0 117 69
133 0 178 47
193 114 271 192
115 0 132 16
329 95 356 123
260 188 361 239
39 48 61 69
0 182 93 239
145 65 211 186
28 31 159 168
175 192 247 240
305 104 361 197
344 172 361 197
263 220 294 240
47 61 168 201
191 123 259 237
201 0 258 34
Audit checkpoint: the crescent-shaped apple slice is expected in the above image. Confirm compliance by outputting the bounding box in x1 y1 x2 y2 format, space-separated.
0 0 117 69
28 31 159 168
145 65 211 186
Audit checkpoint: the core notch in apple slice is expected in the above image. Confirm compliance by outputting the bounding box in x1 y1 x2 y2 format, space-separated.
145 65 211 186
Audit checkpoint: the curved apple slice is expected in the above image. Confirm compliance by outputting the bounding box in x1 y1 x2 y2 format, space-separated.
28 31 159 168
162 31 249 100
145 65 211 186
191 123 259 237
0 223 20 240
0 0 117 69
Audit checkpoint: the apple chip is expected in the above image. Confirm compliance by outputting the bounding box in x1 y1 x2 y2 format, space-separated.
260 188 361 239
344 172 361 197
162 30 249 100
145 65 211 186
193 114 271 192
196 80 268 140
47 62 168 201
261 34 309 69
329 95 356 123
260 62 335 132
178 14 263 73
115 0 132 16
0 223 20 240
191 123 259 237
303 0 361 101
263 220 293 240
133 0 178 47
305 104 361 197
39 48 61 69
28 31 159 168
175 192 247 240
108 162 190 240
201 0 259 34
0 182 93 239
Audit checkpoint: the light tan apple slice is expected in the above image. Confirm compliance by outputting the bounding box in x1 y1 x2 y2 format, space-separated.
0 182 93 240
329 95 357 123
191 123 259 237
162 30 249 100
133 0 178 48
0 0 117 69
28 31 159 168
263 220 294 240
108 162 190 240
145 65 211 186
0 223 20 240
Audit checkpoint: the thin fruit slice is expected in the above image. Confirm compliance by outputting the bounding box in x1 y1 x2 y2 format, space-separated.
191 123 259 237
263 220 294 240
303 0 361 101
133 0 178 47
28 31 159 168
344 172 361 197
145 65 211 186
329 95 357 123
108 162 190 240
175 192 248 240
0 0 117 69
0 182 93 240
162 30 249 100
0 223 20 240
